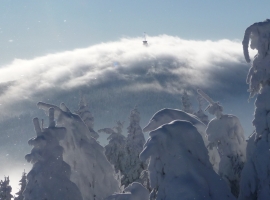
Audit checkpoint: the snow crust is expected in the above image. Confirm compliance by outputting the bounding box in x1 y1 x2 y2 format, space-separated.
140 120 235 200
38 102 120 200
105 182 149 200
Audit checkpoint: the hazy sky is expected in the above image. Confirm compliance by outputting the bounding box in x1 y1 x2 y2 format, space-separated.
0 1 269 65
0 0 268 194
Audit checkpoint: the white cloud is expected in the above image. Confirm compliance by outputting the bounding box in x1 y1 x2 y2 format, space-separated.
0 35 251 117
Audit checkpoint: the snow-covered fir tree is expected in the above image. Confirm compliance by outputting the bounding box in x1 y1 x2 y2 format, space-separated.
98 121 126 176
198 89 246 197
0 176 13 200
181 90 194 114
14 171 27 200
140 120 236 200
194 94 209 125
38 102 120 200
76 93 99 140
239 19 270 200
123 107 146 187
143 108 220 173
23 108 83 200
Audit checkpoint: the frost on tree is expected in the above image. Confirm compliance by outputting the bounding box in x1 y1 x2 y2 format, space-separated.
38 102 120 200
143 108 220 173
23 108 83 200
105 182 149 200
239 19 270 200
181 90 194 114
14 171 27 200
76 93 99 140
140 120 236 200
194 95 209 125
0 176 13 200
123 107 147 187
98 121 126 177
198 89 246 197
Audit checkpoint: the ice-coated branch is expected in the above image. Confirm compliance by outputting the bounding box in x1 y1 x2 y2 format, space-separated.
33 118 42 136
197 89 215 105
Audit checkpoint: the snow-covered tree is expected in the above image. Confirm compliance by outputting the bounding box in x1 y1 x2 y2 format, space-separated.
181 90 194 114
0 176 13 200
105 182 149 200
123 107 146 187
23 108 83 200
198 89 246 197
143 108 220 173
76 93 99 140
239 19 270 200
38 102 120 200
194 95 209 125
98 121 126 176
14 171 27 200
140 120 236 200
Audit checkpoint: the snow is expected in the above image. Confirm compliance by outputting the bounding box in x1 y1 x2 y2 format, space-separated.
23 108 83 200
140 120 235 200
105 182 149 200
38 102 120 200
143 108 220 173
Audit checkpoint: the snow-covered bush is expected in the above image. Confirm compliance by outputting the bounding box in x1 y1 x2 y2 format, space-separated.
140 120 235 200
194 95 209 125
38 102 120 200
23 108 83 200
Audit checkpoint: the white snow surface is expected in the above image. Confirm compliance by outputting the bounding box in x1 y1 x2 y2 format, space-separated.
140 120 235 200
143 108 220 173
38 102 120 200
105 182 149 200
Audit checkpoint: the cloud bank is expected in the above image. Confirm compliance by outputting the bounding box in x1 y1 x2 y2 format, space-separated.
0 35 250 118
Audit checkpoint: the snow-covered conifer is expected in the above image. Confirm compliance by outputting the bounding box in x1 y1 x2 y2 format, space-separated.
194 95 209 125
105 182 149 200
239 20 270 200
143 108 220 173
76 93 99 140
98 121 126 175
122 107 146 187
38 102 120 200
14 171 27 200
140 120 236 200
181 90 194 113
198 89 246 197
23 108 83 200
0 176 13 200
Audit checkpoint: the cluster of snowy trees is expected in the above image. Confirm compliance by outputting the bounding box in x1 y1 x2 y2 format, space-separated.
3 19 270 200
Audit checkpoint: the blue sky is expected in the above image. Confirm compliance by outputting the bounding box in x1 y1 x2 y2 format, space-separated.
0 1 269 65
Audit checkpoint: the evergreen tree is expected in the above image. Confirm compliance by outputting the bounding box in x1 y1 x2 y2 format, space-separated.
76 93 99 140
0 176 13 200
98 121 126 175
181 90 194 113
123 107 146 187
14 171 27 200
23 108 83 200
